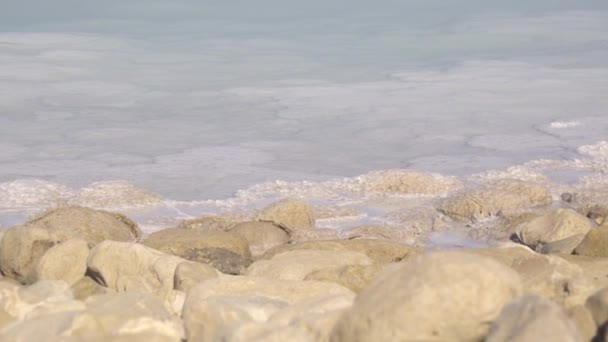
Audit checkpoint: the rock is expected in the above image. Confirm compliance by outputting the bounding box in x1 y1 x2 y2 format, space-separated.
554 255 608 306
438 180 552 222
71 276 113 301
173 261 219 292
256 199 315 230
33 239 89 285
516 209 592 249
361 170 462 194
230 221 290 256
540 234 586 254
0 206 141 283
343 226 417 244
330 251 522 341
304 264 385 293
177 215 242 232
261 239 418 264
182 247 252 275
71 181 162 208
486 294 581 342
566 305 597 342
574 225 608 257
142 228 251 259
246 250 373 281
585 287 608 328
183 276 354 342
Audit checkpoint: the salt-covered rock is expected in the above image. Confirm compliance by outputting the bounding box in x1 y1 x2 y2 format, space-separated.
173 261 219 292
33 239 89 285
230 221 290 256
71 181 162 208
182 247 252 275
516 209 592 249
304 264 385 293
330 251 522 341
261 239 417 264
438 180 552 222
486 295 581 342
246 250 373 281
142 228 251 259
256 198 315 230
574 224 608 257
0 206 141 283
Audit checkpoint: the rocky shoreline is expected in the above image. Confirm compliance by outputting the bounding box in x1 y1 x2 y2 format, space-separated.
1 179 608 341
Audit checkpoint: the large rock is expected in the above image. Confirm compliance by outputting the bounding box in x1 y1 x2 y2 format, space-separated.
32 239 89 285
71 276 114 301
177 215 241 232
585 287 608 328
230 221 290 256
173 262 219 292
574 225 608 257
516 209 592 249
142 228 251 259
0 206 141 283
486 295 581 342
183 276 354 341
438 181 552 222
304 264 385 293
256 199 315 231
566 305 597 342
246 250 373 281
330 251 522 341
540 234 586 255
182 247 252 275
261 239 418 264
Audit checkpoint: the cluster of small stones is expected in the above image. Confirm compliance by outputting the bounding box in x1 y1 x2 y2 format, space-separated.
1 179 608 341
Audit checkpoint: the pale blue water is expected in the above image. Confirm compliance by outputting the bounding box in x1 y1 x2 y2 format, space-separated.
1 1 608 228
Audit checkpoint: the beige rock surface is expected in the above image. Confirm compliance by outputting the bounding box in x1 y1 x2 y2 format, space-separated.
330 251 522 342
304 264 385 293
573 225 608 257
256 198 315 230
173 261 219 292
142 228 251 259
517 209 592 249
33 239 89 285
182 247 252 275
230 221 290 256
438 180 552 222
246 250 373 281
585 287 608 328
70 276 114 301
540 234 586 255
486 295 581 342
566 305 597 342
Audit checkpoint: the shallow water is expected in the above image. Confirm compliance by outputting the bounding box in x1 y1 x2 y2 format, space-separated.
1 2 607 235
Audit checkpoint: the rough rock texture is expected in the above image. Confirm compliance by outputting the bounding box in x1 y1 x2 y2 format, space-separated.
304 264 385 293
330 251 522 341
0 206 140 283
438 181 552 222
177 215 242 232
182 247 252 275
260 239 417 264
256 199 315 230
230 221 290 256
173 262 219 292
142 228 252 259
585 287 608 328
516 209 592 249
567 305 597 342
574 225 608 257
70 276 114 301
183 276 354 342
362 170 462 194
540 234 586 254
33 239 89 285
486 295 581 342
246 250 373 281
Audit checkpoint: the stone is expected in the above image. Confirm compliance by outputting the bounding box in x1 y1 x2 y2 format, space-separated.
182 247 252 275
71 276 113 301
566 305 597 342
516 209 592 249
230 221 290 256
585 287 608 328
261 239 417 264
486 294 581 342
574 225 608 257
0 206 140 283
304 264 385 293
142 228 251 259
33 239 89 285
330 251 522 341
177 215 241 232
246 250 373 281
361 170 462 194
438 180 552 222
540 234 586 254
173 261 219 292
256 198 315 230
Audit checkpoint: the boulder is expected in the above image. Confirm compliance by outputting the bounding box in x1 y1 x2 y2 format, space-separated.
330 251 522 341
566 305 597 342
71 276 114 301
182 247 252 275
142 228 251 259
261 239 417 264
173 261 219 292
585 287 608 328
540 234 586 255
256 199 315 230
438 180 552 222
230 221 290 256
574 225 608 257
0 206 140 283
177 215 240 232
246 250 373 281
516 209 592 249
304 264 385 293
33 239 89 285
486 295 581 342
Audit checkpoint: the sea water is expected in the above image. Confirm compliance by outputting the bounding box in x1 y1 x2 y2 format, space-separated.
1 1 608 243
